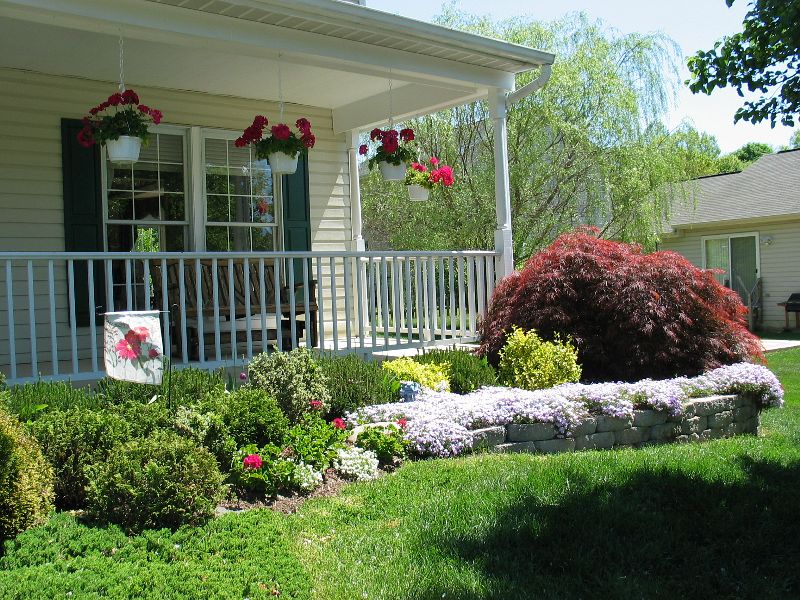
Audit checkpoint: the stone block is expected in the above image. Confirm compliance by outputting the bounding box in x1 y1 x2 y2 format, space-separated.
507 423 557 442
708 410 733 429
733 405 755 422
535 438 576 454
682 402 697 418
495 442 537 453
471 426 507 450
706 428 726 439
693 396 736 416
572 417 597 436
698 429 713 441
574 432 615 450
596 416 633 432
745 416 760 434
650 422 680 441
615 427 649 446
680 416 707 435
633 410 668 427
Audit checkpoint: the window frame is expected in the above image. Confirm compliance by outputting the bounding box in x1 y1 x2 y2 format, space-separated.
700 232 761 283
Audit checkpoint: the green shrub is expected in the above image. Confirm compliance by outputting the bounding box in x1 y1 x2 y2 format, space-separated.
111 399 172 438
382 357 450 391
283 413 348 470
229 444 296 497
0 406 53 544
28 406 131 509
247 348 331 423
415 348 497 394
172 404 234 469
355 424 408 465
85 432 224 533
220 387 290 449
316 353 399 418
4 381 101 422
498 327 582 390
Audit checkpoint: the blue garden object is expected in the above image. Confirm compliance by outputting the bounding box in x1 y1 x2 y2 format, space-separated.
399 381 423 402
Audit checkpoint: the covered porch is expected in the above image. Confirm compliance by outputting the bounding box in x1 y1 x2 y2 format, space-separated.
0 0 554 384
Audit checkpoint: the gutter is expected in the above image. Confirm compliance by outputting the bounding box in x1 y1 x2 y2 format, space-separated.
506 64 552 105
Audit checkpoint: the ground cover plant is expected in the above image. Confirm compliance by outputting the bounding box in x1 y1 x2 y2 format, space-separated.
0 348 798 599
478 228 763 382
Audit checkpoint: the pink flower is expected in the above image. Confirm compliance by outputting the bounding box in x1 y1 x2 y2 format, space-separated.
400 128 415 142
301 133 316 149
411 162 427 172
397 418 408 429
437 165 454 186
310 400 323 410
133 326 150 342
295 118 311 134
115 331 141 360
332 418 346 430
429 157 440 166
243 454 263 470
148 348 160 359
137 104 150 114
271 124 291 141
149 109 163 125
239 371 248 381
359 144 368 156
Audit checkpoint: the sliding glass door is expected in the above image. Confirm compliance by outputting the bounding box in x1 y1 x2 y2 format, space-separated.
703 234 759 302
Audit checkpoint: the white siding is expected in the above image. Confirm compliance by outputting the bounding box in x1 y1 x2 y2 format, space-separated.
661 220 800 330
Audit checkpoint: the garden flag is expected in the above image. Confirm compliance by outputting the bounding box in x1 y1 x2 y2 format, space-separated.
104 311 164 384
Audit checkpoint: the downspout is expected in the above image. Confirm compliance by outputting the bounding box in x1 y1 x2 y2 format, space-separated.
506 64 552 106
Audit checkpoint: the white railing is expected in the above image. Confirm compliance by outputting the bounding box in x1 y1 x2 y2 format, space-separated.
0 251 498 384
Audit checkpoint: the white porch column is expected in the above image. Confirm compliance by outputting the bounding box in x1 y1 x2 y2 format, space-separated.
347 130 366 252
489 89 514 279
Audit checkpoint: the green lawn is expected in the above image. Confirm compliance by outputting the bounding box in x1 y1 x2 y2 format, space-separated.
3 350 800 599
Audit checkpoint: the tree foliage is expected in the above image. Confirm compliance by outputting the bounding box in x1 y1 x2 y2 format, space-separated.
733 141 773 163
362 9 729 261
477 229 763 382
687 0 800 127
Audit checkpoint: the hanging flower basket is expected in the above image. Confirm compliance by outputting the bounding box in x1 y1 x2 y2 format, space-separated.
106 135 143 165
268 151 299 175
77 89 163 165
404 157 455 201
360 127 416 181
379 161 408 181
235 116 315 176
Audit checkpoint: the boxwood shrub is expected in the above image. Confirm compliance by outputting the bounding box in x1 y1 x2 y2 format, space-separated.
316 353 399 418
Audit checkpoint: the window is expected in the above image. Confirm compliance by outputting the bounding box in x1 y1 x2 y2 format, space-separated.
204 137 276 252
702 233 760 301
104 130 188 252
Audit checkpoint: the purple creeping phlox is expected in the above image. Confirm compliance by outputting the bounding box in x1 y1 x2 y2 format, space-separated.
346 363 782 458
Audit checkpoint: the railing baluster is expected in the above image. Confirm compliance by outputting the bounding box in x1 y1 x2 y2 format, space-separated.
393 259 402 345
415 257 424 346
48 260 58 376
427 257 437 343
467 257 477 335
486 255 496 300
88 260 98 373
228 258 237 360
288 258 297 350
477 255 487 319
143 259 152 311
179 259 189 364
159 259 170 368
244 258 252 358
448 257 457 340
457 255 466 338
5 260 16 380
124 259 133 311
212 258 221 362
105 259 114 314
274 257 283 352
329 257 339 351
374 258 383 338
438 257 447 342
368 257 377 350
259 258 268 353
380 258 390 350
67 260 78 375
405 258 413 343
302 258 312 349
26 261 37 376
315 256 325 351
343 256 352 349
356 256 365 350
195 259 205 364
420 257 429 341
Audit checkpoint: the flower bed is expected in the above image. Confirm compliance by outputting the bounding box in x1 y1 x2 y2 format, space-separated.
347 363 783 458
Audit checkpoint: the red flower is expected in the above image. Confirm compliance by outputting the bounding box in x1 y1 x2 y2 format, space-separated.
234 138 247 148
369 128 383 141
310 400 323 410
149 109 163 125
133 326 150 342
148 348 160 359
429 157 440 166
115 330 141 360
437 165 454 186
239 371 248 381
295 118 311 134
271 124 291 141
411 162 427 172
243 454 263 470
397 418 408 429
382 137 399 154
121 89 140 105
400 128 415 142
301 133 316 149
383 129 399 140
137 104 150 114
253 115 268 128
358 144 368 156
76 127 95 148
332 418 346 430
107 93 122 107
89 106 100 116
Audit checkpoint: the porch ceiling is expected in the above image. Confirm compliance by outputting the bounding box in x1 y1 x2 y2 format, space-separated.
0 0 554 132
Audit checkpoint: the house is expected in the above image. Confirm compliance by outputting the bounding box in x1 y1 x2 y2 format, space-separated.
0 0 555 384
660 149 800 330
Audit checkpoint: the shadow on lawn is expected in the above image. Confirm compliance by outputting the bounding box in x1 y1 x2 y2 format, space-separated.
419 455 800 600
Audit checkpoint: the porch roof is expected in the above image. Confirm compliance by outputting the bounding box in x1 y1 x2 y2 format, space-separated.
0 0 555 132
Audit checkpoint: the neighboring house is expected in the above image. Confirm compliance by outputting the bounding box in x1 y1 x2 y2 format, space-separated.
0 0 554 384
660 149 800 330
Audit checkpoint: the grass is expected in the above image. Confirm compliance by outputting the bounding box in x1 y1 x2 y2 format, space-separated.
3 350 800 598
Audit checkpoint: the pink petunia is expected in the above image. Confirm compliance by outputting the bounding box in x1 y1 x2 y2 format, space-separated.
116 332 141 360
243 454 263 470
429 157 440 166
332 418 346 430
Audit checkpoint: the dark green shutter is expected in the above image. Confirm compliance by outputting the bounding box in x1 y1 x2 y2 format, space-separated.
282 152 312 280
61 118 105 326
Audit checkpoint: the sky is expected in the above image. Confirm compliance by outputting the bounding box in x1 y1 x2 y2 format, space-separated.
367 0 798 154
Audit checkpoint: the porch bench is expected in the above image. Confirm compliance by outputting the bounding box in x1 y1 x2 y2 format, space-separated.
151 259 318 359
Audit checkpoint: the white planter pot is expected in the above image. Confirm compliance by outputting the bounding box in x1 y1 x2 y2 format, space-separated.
268 151 299 175
106 136 142 165
407 184 430 201
378 161 407 181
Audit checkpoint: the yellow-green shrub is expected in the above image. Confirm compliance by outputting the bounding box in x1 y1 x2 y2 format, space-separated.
498 328 582 390
0 406 54 544
382 358 450 392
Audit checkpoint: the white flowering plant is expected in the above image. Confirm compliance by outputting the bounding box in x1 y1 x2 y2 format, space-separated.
334 447 380 481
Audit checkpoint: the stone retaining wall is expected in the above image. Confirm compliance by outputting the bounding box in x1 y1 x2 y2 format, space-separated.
471 394 760 454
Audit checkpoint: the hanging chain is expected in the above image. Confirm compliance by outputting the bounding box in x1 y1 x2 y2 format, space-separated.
278 53 285 122
387 68 394 129
118 33 126 92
